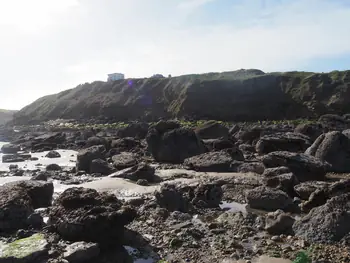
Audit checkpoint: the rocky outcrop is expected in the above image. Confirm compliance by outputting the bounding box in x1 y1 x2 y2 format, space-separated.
76 145 106 173
245 186 294 212
195 121 229 140
305 131 350 172
10 70 350 125
0 143 20 154
256 132 311 155
0 180 53 232
146 122 205 163
155 183 223 212
184 151 241 172
293 193 350 243
261 151 328 182
48 187 136 245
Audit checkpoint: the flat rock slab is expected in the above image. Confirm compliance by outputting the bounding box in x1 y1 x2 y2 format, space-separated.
0 234 48 263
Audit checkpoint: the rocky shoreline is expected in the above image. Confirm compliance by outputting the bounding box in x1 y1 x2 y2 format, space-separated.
1 115 350 262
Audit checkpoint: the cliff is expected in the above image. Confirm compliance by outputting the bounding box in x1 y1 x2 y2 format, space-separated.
12 69 350 125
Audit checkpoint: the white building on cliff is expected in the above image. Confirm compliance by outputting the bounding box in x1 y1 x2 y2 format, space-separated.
107 73 125 81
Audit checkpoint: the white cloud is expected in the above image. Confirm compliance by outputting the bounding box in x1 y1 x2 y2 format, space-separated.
0 0 350 110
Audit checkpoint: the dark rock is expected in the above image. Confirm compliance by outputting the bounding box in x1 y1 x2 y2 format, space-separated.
1 143 20 154
305 131 350 173
293 193 350 243
146 125 205 164
319 114 349 131
0 185 33 232
245 186 294 212
11 169 24 176
294 181 329 200
235 126 263 144
31 171 49 181
150 120 180 133
110 163 157 182
237 162 265 174
48 187 136 245
111 137 141 152
90 159 114 175
116 122 149 139
32 142 58 152
45 150 61 158
46 163 62 171
34 132 66 144
301 189 329 212
195 120 229 140
261 151 328 182
262 167 291 177
265 210 295 235
294 123 324 141
203 138 235 151
136 179 148 186
2 154 25 163
264 173 298 196
27 213 45 229
155 183 223 212
239 144 256 154
112 152 137 170
63 242 100 262
76 145 106 173
184 151 235 172
4 180 54 208
86 136 108 148
256 132 311 155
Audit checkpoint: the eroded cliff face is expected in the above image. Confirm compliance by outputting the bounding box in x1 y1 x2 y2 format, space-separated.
11 69 350 125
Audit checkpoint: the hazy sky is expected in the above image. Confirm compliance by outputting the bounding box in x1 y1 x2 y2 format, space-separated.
1 0 350 110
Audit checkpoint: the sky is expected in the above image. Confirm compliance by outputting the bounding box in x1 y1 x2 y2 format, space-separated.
1 0 350 110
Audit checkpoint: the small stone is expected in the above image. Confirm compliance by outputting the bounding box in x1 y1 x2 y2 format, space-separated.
271 236 281 242
63 242 100 263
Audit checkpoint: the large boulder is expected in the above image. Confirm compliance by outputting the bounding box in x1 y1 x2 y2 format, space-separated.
256 132 311 155
245 186 294 212
184 151 241 172
265 210 295 235
34 132 66 144
155 183 223 212
319 114 349 131
63 241 100 262
305 131 350 173
146 125 205 164
110 137 141 152
294 181 330 200
48 188 136 245
45 150 61 158
294 123 324 141
109 163 157 183
0 185 33 232
76 145 106 173
4 180 54 209
195 120 229 140
85 136 108 148
264 173 298 196
2 154 25 163
116 122 149 139
112 152 138 170
90 159 114 175
261 151 328 182
293 193 350 243
0 143 20 154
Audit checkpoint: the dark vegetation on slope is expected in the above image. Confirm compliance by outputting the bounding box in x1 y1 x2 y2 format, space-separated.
12 69 350 125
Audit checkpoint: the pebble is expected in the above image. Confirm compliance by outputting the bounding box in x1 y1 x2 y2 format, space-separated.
271 236 281 242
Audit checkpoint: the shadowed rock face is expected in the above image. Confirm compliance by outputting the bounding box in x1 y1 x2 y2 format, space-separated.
10 70 350 125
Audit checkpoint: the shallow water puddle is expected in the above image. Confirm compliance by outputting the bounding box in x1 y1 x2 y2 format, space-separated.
220 201 247 213
124 246 156 263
